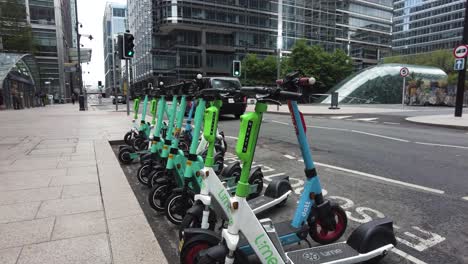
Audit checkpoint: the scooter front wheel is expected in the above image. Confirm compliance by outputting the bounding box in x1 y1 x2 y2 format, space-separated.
180 236 248 264
148 167 166 188
118 148 133 164
179 208 217 240
165 193 194 225
309 203 347 244
124 131 134 145
136 163 152 185
148 184 171 212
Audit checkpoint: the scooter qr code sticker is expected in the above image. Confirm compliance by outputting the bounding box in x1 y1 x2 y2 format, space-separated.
228 98 235 103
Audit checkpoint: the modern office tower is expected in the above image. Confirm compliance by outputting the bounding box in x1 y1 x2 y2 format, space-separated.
103 2 127 96
336 0 393 69
128 0 393 88
393 0 466 55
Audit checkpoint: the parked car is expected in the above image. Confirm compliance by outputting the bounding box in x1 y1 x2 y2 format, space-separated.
113 95 127 104
204 77 246 119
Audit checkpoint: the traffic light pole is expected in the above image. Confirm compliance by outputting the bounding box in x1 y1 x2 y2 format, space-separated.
455 3 468 117
126 59 130 116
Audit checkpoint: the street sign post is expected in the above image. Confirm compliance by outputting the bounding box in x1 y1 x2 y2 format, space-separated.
454 4 468 117
400 67 409 106
454 58 465 71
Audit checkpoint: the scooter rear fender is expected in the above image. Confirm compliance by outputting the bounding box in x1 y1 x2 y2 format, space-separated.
264 175 291 198
346 217 397 254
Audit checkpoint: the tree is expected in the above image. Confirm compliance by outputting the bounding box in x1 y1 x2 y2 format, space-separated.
282 39 353 94
242 39 353 95
0 0 34 52
384 49 453 73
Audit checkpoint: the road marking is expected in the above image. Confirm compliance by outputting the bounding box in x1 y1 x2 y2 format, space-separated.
352 117 379 122
271 120 289 125
414 142 468 150
308 125 350 132
383 122 400 125
314 161 445 194
283 154 295 160
350 130 410 142
392 248 427 264
330 115 352 120
462 196 468 201
224 135 238 140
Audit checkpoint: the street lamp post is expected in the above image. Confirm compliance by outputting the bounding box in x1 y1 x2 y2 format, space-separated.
74 0 85 111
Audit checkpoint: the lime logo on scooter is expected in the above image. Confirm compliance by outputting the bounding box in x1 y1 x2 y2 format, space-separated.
242 120 253 153
217 189 233 224
254 234 278 264
303 252 320 261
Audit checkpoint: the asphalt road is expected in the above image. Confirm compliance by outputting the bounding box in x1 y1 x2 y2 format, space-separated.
111 108 468 264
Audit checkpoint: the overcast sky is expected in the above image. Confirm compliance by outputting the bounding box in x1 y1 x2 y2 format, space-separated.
78 0 126 87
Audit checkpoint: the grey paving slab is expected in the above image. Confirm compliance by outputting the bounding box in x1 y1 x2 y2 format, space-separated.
61 183 100 198
0 187 62 205
7 159 59 170
0 175 53 191
0 202 41 224
0 217 54 249
29 148 75 155
0 247 22 264
0 167 66 177
67 166 97 176
102 191 142 220
51 211 106 240
108 214 167 264
49 173 98 186
36 196 102 218
57 159 97 168
17 233 111 264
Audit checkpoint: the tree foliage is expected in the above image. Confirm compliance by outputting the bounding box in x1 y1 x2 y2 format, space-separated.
383 49 453 74
0 0 34 52
242 39 353 94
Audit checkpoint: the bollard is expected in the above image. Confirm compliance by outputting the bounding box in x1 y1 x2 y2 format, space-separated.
329 92 340 110
78 95 85 111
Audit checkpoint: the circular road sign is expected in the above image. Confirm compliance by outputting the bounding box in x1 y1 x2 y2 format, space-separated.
453 45 468 58
400 67 409 77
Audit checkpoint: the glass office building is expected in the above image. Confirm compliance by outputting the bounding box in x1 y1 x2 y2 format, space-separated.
103 2 127 95
393 0 466 55
128 0 393 88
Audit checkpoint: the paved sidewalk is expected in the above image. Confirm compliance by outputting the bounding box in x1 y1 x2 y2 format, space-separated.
406 114 468 129
0 105 167 264
247 104 416 115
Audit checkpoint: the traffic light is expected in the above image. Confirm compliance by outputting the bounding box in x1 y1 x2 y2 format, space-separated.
123 32 135 59
98 81 102 87
233 60 241 77
117 35 123 59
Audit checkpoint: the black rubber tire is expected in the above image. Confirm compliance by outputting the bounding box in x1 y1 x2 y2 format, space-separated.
138 140 148 151
235 114 241 119
213 155 224 176
133 137 144 151
248 170 263 199
309 203 348 245
165 193 194 225
179 208 217 240
276 182 290 207
136 163 152 185
180 236 248 264
118 148 133 164
148 184 171 212
148 168 166 188
124 131 134 145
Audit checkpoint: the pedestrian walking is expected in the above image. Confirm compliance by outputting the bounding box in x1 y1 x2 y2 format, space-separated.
71 93 76 105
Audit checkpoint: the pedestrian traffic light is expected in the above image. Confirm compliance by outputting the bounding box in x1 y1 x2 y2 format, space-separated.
233 60 241 77
123 33 135 59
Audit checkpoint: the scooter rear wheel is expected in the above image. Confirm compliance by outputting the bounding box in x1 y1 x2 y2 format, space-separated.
309 203 347 244
148 184 171 212
136 164 152 185
165 193 194 225
118 148 133 164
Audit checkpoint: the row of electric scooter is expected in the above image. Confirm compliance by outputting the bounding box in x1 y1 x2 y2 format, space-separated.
117 72 397 264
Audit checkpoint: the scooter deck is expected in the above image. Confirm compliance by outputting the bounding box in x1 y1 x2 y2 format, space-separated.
248 195 274 211
286 242 358 264
239 220 305 252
